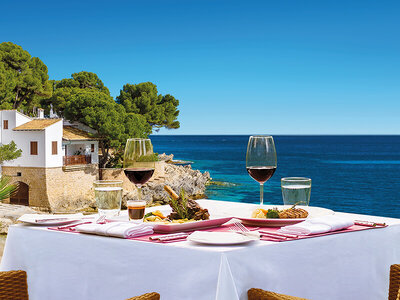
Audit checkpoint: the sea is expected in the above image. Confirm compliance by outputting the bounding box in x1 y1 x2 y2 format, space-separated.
150 135 400 219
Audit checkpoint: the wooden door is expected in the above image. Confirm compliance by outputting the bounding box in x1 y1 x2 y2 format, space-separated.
10 182 29 206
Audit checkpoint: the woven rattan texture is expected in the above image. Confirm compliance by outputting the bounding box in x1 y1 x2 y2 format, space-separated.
248 288 308 300
126 292 160 300
0 270 29 300
389 264 400 300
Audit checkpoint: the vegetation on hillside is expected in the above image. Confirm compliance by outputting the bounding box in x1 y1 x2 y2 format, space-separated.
117 82 179 131
0 42 52 113
0 42 181 167
0 141 21 201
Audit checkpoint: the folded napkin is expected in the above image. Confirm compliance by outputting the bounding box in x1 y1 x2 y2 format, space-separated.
279 215 354 235
188 231 257 244
18 213 84 224
75 222 153 238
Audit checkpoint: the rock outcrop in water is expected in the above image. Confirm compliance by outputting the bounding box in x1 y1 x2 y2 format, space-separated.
0 153 210 220
123 162 211 207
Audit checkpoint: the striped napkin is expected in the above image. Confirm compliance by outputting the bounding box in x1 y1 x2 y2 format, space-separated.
279 215 354 235
75 222 153 238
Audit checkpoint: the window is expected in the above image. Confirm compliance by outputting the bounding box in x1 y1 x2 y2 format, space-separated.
52 141 58 155
17 172 21 177
30 141 38 155
3 120 8 129
91 144 95 153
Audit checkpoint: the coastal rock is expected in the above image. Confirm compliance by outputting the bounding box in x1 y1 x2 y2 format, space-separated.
51 195 97 213
158 153 174 162
0 203 38 234
139 163 211 205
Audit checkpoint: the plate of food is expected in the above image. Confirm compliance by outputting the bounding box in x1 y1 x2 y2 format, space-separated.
142 186 232 233
238 205 334 227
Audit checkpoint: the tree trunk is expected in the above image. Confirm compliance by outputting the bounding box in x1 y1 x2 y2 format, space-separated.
99 142 109 169
13 89 20 109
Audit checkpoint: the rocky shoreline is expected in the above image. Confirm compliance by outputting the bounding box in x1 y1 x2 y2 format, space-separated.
0 153 211 232
140 163 210 206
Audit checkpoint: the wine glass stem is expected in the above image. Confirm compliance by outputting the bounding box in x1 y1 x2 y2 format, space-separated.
137 185 142 200
260 183 264 205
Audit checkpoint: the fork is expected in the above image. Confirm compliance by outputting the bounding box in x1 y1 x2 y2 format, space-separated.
57 215 106 230
229 221 261 239
229 220 298 241
96 215 106 224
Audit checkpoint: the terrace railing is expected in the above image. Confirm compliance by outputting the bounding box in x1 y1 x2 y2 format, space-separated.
63 155 92 166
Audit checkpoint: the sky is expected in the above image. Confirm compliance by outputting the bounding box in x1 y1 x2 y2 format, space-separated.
1 0 399 135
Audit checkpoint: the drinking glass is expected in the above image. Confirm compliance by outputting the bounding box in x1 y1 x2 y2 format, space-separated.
93 180 123 217
246 136 277 205
127 199 146 223
123 138 155 203
281 177 311 206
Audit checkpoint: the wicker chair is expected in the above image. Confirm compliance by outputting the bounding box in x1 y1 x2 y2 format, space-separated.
389 264 400 300
248 288 308 300
126 292 160 300
249 264 400 300
0 270 29 300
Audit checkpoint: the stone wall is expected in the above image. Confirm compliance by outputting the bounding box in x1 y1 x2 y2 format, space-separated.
2 165 99 212
46 165 99 212
2 166 50 208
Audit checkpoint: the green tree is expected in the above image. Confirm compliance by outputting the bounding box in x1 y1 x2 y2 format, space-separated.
0 176 18 202
0 141 21 201
116 82 180 130
42 71 110 116
63 90 151 167
0 42 52 113
0 141 22 165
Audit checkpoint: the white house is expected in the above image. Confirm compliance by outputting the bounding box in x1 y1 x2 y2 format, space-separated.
0 110 99 210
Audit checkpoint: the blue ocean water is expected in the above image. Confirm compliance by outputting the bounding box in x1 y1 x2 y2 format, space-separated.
151 135 400 218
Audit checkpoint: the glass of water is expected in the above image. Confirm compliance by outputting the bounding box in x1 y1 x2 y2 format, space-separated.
281 177 311 206
94 180 123 217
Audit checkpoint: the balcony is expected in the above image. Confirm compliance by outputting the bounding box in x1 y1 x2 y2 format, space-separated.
63 155 92 166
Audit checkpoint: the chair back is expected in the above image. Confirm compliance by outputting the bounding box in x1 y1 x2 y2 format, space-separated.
0 270 29 300
389 265 400 300
126 292 160 300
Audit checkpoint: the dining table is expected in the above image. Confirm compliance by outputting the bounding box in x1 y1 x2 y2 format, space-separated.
1 199 400 300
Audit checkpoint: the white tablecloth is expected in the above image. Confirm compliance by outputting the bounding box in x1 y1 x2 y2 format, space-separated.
2 200 400 300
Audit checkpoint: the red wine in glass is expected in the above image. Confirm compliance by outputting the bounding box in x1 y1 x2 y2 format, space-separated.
124 168 155 186
247 166 276 183
246 136 277 205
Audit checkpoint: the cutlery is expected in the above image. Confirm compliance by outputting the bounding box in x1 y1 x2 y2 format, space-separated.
228 221 261 240
96 215 107 224
260 235 288 242
36 218 71 223
354 220 386 227
258 230 299 239
57 222 93 230
149 232 190 242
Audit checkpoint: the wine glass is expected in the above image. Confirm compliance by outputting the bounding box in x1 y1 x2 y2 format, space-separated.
123 138 155 202
246 135 277 205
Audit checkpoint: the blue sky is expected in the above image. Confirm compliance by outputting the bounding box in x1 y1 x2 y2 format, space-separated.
1 0 399 134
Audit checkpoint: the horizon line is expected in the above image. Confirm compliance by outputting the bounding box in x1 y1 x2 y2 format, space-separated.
150 133 400 136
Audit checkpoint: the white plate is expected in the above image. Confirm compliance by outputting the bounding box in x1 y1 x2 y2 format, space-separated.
18 213 86 226
187 231 256 245
238 205 335 227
